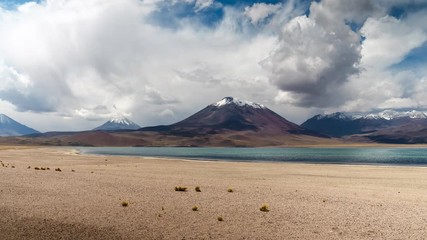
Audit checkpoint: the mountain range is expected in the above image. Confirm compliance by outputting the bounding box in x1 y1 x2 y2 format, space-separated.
2 98 427 146
0 97 336 147
302 110 427 143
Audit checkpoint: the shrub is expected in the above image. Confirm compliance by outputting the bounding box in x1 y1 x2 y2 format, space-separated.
34 167 40 170
195 186 201 192
260 204 269 212
217 217 224 221
192 205 198 211
175 186 187 192
227 188 233 193
121 201 129 207
55 168 61 172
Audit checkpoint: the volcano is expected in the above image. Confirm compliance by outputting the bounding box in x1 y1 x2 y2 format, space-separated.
94 117 141 131
143 97 320 136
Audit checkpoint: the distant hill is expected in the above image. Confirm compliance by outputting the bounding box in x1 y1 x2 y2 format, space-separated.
0 114 40 136
94 117 141 131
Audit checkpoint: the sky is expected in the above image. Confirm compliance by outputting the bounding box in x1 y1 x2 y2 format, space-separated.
0 0 426 132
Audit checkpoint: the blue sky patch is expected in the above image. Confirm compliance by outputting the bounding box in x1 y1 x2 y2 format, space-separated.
391 42 427 72
0 0 41 9
148 1 225 29
389 2 427 19
218 0 282 5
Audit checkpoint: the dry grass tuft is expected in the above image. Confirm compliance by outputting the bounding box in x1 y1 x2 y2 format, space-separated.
260 204 269 212
175 186 187 192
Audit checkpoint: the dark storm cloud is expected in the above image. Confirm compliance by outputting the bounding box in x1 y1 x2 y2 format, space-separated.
262 0 363 107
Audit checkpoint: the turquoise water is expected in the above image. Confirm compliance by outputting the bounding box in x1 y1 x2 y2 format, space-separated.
78 147 427 166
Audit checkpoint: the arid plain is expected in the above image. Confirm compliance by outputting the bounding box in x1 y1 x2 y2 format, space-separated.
2 146 427 239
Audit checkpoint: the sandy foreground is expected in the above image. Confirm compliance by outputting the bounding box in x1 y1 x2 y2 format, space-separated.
2 147 427 239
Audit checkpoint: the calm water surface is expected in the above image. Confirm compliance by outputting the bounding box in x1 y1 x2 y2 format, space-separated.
78 147 427 166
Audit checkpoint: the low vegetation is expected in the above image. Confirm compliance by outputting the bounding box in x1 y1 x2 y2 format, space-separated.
175 186 187 192
260 204 269 212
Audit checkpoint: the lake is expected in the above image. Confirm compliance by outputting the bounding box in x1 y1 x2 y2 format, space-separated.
77 147 427 166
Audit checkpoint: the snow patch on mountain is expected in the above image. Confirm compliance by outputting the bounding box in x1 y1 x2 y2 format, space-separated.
364 110 427 120
0 114 12 124
319 110 427 121
110 118 134 126
315 112 350 120
213 97 265 109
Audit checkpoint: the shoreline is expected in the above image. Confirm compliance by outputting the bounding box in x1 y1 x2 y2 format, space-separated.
2 147 427 239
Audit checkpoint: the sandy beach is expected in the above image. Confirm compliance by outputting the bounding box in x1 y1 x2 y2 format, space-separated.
2 147 427 239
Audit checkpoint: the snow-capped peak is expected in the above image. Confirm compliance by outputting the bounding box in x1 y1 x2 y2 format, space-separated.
110 117 133 126
213 97 266 109
406 110 427 119
94 116 141 131
365 110 427 120
0 114 12 124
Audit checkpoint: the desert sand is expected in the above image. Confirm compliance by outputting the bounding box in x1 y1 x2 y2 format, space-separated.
2 146 427 239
